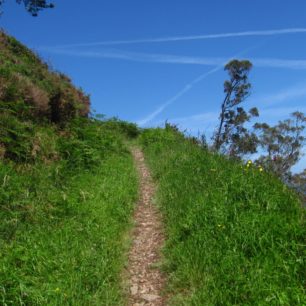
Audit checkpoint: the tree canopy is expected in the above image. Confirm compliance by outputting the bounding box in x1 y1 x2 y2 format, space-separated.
212 60 306 197
254 112 306 181
213 59 257 155
0 0 54 16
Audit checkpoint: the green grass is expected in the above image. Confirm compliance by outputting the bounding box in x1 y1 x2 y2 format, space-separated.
0 121 138 305
0 31 142 305
0 30 90 124
0 154 138 306
140 127 305 305
1 30 305 305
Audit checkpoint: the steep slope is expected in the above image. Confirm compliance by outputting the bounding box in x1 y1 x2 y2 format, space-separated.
140 127 305 305
0 31 89 122
0 32 139 305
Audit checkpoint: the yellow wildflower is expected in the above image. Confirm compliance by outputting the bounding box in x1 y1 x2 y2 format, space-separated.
245 160 252 168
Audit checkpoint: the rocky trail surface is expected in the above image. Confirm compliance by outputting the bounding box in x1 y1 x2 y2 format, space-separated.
127 148 166 306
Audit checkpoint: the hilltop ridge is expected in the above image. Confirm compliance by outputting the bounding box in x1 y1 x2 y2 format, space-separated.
0 30 89 123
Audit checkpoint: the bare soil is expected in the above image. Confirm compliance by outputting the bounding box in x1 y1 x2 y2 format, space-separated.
127 148 166 306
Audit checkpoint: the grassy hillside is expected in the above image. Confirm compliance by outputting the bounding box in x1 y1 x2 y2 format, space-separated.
1 31 305 305
0 31 89 125
140 127 305 305
0 32 139 305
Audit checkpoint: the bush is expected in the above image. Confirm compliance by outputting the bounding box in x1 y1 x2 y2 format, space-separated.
57 118 125 170
99 117 140 139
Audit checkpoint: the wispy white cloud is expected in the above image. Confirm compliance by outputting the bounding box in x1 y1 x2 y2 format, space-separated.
168 112 219 124
152 106 306 131
154 111 219 133
252 83 306 106
49 28 306 48
137 65 225 126
260 106 306 118
39 34 306 127
147 86 306 132
135 63 306 126
253 58 306 70
38 47 223 65
40 47 306 70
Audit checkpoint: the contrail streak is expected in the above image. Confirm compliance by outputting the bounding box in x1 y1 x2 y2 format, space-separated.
137 65 225 126
39 48 306 70
136 42 265 126
51 28 306 48
37 47 223 65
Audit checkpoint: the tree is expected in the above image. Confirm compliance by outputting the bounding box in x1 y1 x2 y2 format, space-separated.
225 107 259 157
213 60 258 156
254 112 306 181
291 169 306 201
0 0 54 16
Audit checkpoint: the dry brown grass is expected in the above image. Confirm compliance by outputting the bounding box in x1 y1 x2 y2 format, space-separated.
13 73 50 115
0 30 91 124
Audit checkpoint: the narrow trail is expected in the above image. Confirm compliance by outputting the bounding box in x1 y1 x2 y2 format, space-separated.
128 148 166 306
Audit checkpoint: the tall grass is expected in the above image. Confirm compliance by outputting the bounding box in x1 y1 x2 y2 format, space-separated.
0 31 140 305
0 120 138 305
140 128 305 305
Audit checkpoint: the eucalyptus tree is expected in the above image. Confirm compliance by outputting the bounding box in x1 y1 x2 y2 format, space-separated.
213 59 258 156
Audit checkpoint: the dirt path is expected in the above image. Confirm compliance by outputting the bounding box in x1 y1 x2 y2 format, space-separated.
127 148 166 306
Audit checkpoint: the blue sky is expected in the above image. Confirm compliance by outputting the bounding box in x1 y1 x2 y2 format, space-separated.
1 0 306 171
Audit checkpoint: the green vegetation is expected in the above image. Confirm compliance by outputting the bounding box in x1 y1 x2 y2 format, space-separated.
0 132 138 305
0 31 89 128
140 127 305 305
213 59 258 156
211 59 306 192
0 31 139 305
1 30 305 306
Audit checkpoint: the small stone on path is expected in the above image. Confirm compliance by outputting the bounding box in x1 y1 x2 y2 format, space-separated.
142 293 160 302
131 284 138 295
